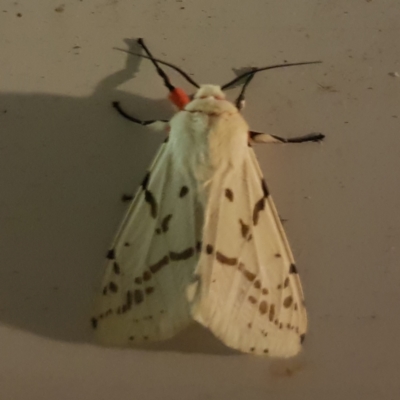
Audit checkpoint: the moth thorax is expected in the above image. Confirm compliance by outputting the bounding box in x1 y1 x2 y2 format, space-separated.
194 85 225 100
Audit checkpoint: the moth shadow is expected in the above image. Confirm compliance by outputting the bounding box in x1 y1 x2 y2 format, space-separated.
0 39 236 356
126 323 238 356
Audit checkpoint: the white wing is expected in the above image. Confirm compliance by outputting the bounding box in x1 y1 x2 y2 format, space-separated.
189 148 307 357
92 142 203 345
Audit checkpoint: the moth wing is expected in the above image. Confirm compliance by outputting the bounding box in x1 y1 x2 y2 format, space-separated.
190 148 307 357
92 143 202 345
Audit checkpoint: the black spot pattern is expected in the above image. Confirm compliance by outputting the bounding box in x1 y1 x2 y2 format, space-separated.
134 290 144 304
144 190 158 218
141 172 150 190
161 214 173 232
113 262 120 275
106 249 115 260
179 186 189 197
225 188 234 201
91 318 98 329
206 244 214 254
261 178 269 197
289 264 298 274
169 247 195 261
149 256 169 274
252 198 265 225
239 219 250 238
216 252 238 266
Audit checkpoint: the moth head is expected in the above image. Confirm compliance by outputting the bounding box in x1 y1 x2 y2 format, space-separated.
193 85 226 101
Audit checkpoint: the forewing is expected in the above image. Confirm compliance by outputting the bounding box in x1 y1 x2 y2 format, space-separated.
190 148 307 357
92 143 202 345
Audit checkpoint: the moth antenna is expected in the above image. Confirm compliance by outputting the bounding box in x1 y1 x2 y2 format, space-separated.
114 46 200 89
137 38 175 92
235 68 257 109
221 61 322 90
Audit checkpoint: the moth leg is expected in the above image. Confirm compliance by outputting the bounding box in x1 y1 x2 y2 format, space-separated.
235 69 256 110
250 131 325 144
112 101 169 132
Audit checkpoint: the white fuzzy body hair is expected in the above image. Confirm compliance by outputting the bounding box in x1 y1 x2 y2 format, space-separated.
168 85 248 198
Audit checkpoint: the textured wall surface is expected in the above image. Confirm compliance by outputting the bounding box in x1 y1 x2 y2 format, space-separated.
1 1 399 399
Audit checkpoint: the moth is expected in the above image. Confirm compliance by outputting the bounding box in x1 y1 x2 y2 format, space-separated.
91 38 324 357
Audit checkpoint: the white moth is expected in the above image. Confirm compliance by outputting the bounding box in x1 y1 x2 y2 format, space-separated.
91 39 323 357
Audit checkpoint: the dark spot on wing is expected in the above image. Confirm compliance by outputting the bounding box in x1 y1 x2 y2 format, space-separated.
289 264 298 274
247 322 252 328
141 172 150 190
134 290 144 304
145 287 154 295
243 269 256 282
225 188 234 202
263 349 269 354
261 178 269 197
113 262 120 275
124 242 130 247
149 255 170 273
284 277 289 288
170 247 195 261
126 291 133 309
239 219 250 238
102 287 107 295
144 190 158 218
277 284 282 290
254 280 261 289
250 347 255 352
252 198 265 225
134 277 143 284
248 296 257 304
259 301 268 315
196 241 202 252
106 249 115 260
109 282 118 293
91 318 98 329
279 323 283 329
129 336 135 341
179 186 189 197
300 334 306 344
294 303 298 311
216 252 237 266
143 271 151 281
206 244 214 254
283 296 293 308
155 228 162 235
262 288 269 295
269 304 275 322
161 214 173 232
275 253 281 258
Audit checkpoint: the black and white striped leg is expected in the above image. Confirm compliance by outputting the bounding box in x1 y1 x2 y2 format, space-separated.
112 101 169 132
250 131 325 144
